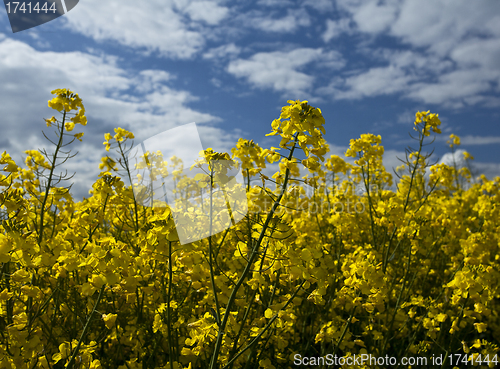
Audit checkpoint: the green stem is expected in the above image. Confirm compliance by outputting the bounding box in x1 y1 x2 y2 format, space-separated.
403 129 425 212
208 163 222 328
382 231 416 353
66 284 106 369
167 240 175 369
118 141 140 233
361 162 377 250
222 280 306 369
332 305 356 357
227 289 257 369
38 111 66 246
209 135 299 369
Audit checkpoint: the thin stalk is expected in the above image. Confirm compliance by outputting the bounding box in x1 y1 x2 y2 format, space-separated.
222 280 306 369
38 111 66 246
66 284 106 369
208 163 222 328
332 305 357 357
166 240 174 369
361 161 377 250
227 289 258 369
118 141 140 233
209 134 299 369
403 129 425 212
382 231 416 353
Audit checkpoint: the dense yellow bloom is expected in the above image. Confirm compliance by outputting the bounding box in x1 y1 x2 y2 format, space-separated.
103 127 135 151
102 313 118 329
99 156 117 172
1 151 18 173
114 127 135 142
47 89 87 136
231 139 266 176
448 133 461 148
1 91 499 368
48 88 84 112
414 110 442 135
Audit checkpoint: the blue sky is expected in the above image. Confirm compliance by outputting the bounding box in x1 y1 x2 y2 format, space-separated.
1 0 499 200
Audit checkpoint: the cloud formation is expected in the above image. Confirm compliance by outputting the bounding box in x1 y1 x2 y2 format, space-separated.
1 0 498 199
324 0 500 108
48 0 500 109
227 48 344 96
0 37 230 200
63 0 229 59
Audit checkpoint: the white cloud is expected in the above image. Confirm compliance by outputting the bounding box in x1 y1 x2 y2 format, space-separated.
407 69 497 108
210 78 222 88
203 43 241 60
383 149 407 174
181 0 229 25
0 37 229 201
19 0 496 111
134 70 174 93
348 0 398 34
450 38 500 71
322 65 414 100
338 0 500 53
452 136 500 146
390 0 500 55
326 0 500 108
322 18 351 42
435 150 500 183
240 9 311 33
62 0 229 59
227 48 344 96
320 41 500 107
384 49 453 74
439 149 467 168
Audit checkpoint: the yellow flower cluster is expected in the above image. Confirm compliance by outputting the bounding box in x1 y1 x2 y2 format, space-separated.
0 93 499 369
47 88 87 132
231 139 266 177
103 127 135 151
414 110 441 136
